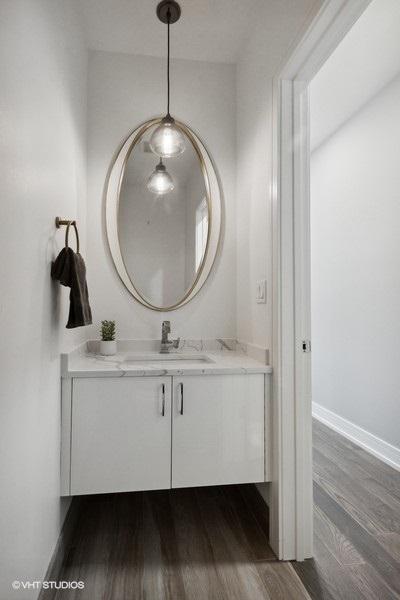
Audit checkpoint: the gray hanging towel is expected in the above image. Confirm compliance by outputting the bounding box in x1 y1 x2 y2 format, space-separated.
51 247 93 328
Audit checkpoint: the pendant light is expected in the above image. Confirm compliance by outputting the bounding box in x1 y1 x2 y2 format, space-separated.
149 1 185 158
147 158 174 195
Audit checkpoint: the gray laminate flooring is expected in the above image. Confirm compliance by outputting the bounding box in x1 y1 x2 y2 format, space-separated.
41 420 400 599
294 419 400 599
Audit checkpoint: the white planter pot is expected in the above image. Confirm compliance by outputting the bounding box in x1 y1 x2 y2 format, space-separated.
100 340 117 356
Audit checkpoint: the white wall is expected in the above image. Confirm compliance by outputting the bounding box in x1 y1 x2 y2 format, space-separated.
86 51 236 340
0 1 87 597
311 72 400 449
310 0 400 151
236 0 320 351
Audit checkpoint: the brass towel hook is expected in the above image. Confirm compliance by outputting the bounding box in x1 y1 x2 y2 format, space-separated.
55 217 80 254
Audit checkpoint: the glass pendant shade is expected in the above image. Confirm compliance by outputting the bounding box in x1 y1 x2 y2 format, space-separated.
149 116 185 158
147 159 174 195
150 3 185 158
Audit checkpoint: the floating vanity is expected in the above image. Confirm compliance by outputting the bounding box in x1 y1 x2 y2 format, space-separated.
56 101 275 503
61 342 272 497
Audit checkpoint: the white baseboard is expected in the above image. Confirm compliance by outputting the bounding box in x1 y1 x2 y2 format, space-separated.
313 402 400 472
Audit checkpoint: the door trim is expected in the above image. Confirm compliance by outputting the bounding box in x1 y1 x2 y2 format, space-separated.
270 0 372 560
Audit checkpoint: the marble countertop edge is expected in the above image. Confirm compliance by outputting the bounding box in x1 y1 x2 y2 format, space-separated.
64 366 272 378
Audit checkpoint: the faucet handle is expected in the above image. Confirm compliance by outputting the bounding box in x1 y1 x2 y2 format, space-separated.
173 337 181 349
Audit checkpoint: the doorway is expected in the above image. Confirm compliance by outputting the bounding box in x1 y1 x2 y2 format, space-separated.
271 0 374 561
309 0 400 466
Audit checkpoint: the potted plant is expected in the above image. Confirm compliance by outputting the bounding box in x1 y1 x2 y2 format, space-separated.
100 320 117 356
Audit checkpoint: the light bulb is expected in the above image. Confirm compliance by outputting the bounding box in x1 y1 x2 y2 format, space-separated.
149 116 185 158
147 159 174 195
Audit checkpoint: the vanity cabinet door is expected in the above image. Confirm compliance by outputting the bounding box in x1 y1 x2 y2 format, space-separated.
70 377 171 495
171 374 264 488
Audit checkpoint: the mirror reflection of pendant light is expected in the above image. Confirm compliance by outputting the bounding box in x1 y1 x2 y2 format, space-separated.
149 1 185 158
147 158 174 195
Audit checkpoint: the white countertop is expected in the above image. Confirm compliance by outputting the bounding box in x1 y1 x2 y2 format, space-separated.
62 340 272 378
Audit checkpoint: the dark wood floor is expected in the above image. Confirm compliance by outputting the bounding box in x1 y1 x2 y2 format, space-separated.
43 420 400 599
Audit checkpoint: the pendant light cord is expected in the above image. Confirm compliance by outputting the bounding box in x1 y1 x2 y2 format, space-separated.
167 9 171 117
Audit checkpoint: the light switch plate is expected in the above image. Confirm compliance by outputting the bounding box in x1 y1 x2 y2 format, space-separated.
256 279 266 304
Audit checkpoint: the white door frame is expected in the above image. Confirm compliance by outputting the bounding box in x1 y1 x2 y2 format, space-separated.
270 0 372 560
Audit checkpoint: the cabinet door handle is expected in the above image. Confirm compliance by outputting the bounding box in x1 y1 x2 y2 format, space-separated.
179 382 184 415
161 383 166 416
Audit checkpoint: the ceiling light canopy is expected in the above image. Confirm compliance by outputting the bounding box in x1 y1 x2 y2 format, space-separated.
149 1 185 158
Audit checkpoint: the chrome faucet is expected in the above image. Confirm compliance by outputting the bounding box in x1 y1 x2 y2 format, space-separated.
160 321 180 354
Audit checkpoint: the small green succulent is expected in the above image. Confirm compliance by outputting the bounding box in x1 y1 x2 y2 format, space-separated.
101 320 116 342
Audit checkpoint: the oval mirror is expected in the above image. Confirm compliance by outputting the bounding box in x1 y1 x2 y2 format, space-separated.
105 118 222 311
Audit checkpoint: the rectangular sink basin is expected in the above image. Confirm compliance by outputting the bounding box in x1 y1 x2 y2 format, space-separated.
122 354 215 365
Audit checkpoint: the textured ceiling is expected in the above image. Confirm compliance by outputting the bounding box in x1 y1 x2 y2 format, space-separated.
79 0 261 64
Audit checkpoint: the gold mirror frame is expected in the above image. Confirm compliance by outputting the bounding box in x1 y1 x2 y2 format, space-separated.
104 118 223 311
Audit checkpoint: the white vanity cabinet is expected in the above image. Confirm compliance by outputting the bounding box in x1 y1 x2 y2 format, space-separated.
171 375 265 488
61 373 269 496
68 377 171 495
